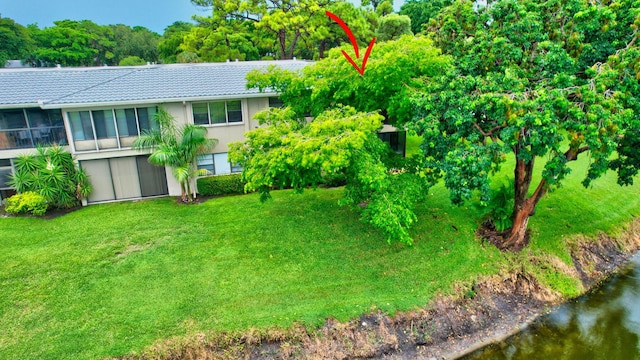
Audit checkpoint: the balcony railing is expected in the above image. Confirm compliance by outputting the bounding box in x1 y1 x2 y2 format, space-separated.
0 127 68 150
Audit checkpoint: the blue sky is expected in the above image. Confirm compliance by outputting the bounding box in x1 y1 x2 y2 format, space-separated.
0 0 206 34
0 0 404 34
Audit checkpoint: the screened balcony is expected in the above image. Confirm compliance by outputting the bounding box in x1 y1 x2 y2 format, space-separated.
0 109 68 150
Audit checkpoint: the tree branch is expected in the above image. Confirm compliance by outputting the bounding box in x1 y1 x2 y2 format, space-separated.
564 146 589 161
625 30 638 50
228 11 260 22
472 122 505 140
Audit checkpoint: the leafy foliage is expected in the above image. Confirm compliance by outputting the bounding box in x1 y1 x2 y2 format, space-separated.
4 192 49 216
191 0 380 60
197 174 246 196
118 55 146 66
411 0 640 249
246 35 451 126
8 146 92 208
191 0 334 60
0 18 33 67
0 17 160 67
133 108 218 202
399 0 454 34
238 36 451 244
485 180 515 231
27 20 115 66
109 24 160 65
179 19 260 62
230 105 433 244
376 14 413 42
158 21 195 63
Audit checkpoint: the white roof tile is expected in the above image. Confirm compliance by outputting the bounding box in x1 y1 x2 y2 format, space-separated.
0 61 310 108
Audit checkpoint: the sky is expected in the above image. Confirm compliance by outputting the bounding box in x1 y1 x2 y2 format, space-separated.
0 0 405 35
0 0 207 34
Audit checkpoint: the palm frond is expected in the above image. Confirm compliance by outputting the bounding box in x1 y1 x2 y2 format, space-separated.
13 154 39 173
193 168 212 177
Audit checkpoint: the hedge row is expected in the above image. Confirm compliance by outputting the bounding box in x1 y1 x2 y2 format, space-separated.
197 174 246 196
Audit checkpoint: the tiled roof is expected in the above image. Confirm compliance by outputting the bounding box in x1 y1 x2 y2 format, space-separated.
0 61 311 108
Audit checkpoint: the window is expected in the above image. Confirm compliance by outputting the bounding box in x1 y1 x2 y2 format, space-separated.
231 162 243 173
269 97 284 108
92 110 116 139
193 104 209 125
69 111 94 141
0 109 67 150
192 101 243 125
209 102 226 124
196 152 242 176
0 110 27 129
67 107 157 151
0 165 12 188
197 154 215 175
226 101 242 123
137 107 158 132
377 131 407 156
115 108 138 136
0 159 14 201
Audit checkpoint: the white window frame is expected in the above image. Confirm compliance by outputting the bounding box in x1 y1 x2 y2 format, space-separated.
196 152 243 176
66 106 157 153
192 100 245 126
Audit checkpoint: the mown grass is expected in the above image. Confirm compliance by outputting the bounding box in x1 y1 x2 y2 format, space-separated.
1 149 639 359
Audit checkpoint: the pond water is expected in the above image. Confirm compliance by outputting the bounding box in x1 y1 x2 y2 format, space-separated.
461 254 640 360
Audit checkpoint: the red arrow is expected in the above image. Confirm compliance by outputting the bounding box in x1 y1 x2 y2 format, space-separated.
326 11 376 76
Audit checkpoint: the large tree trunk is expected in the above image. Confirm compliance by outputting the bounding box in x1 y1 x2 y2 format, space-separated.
490 144 587 251
498 147 547 251
278 30 287 60
287 32 301 60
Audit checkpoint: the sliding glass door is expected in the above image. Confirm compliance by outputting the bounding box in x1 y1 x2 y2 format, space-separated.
81 155 168 203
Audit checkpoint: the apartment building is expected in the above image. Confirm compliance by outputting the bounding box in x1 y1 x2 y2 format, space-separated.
0 60 405 204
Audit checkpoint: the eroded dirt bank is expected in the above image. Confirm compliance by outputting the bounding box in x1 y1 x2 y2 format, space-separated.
117 219 640 360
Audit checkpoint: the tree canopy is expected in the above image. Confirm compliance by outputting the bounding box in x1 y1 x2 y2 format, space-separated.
2 1 383 66
399 0 453 33
376 13 413 41
191 0 380 60
0 18 33 67
232 36 450 243
246 35 451 125
412 0 640 250
236 0 640 250
0 17 161 67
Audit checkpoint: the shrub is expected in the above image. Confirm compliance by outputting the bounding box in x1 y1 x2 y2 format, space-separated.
8 146 92 208
487 180 515 231
197 174 246 196
5 192 49 216
119 56 146 66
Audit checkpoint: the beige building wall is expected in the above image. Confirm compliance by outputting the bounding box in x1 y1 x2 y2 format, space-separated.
248 97 269 131
167 97 273 196
0 147 72 159
0 96 275 202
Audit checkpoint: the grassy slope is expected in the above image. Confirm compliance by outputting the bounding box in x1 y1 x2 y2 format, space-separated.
1 144 639 358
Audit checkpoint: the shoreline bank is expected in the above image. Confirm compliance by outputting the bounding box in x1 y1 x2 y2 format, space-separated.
117 219 640 360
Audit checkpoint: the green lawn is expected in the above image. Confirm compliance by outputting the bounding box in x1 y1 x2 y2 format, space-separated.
1 152 639 359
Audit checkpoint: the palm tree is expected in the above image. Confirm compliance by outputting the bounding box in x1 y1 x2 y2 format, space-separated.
133 107 218 202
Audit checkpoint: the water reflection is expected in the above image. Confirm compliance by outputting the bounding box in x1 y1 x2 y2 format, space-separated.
462 255 640 360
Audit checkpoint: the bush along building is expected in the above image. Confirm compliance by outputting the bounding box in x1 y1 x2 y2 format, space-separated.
0 61 406 205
